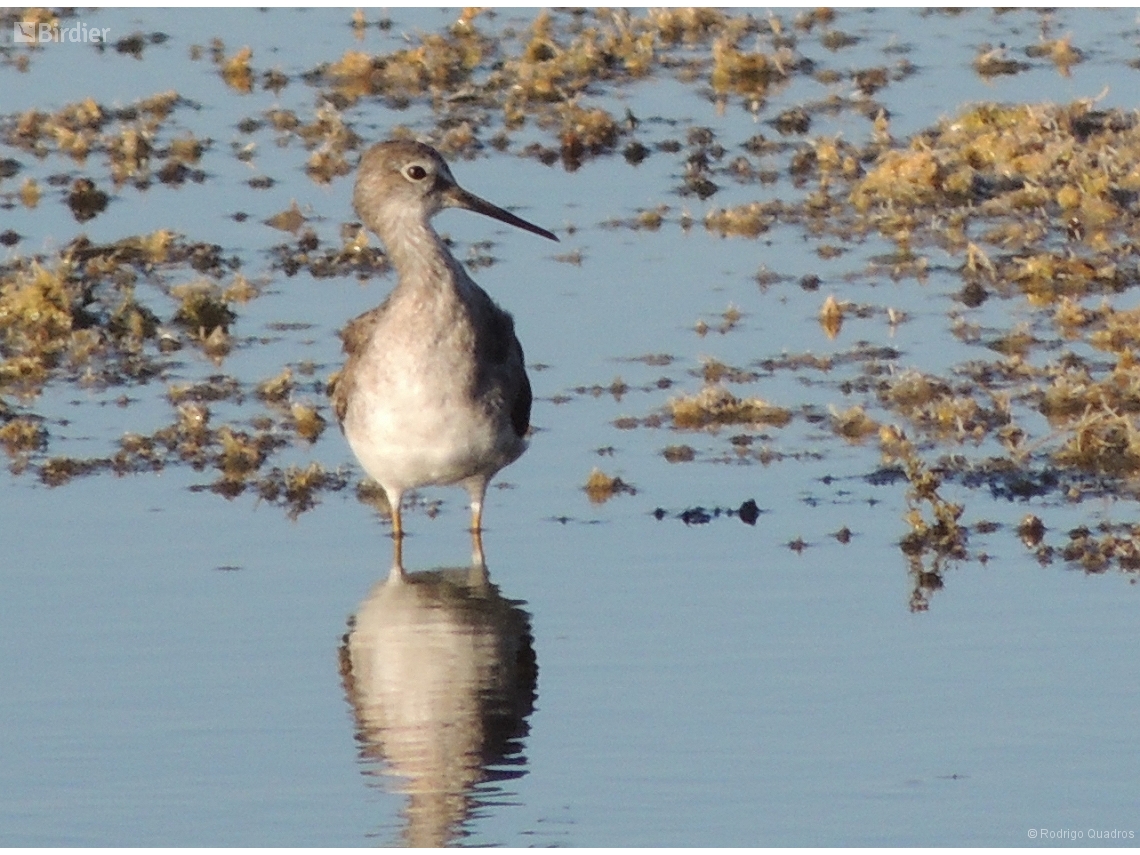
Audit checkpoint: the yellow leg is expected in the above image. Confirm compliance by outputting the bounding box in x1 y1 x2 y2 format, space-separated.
467 476 488 534
390 501 403 540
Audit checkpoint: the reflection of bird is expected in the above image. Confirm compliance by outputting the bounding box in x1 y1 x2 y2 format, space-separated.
332 141 557 563
340 565 538 847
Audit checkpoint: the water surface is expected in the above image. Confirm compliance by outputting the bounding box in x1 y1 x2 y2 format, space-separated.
2 7 1139 846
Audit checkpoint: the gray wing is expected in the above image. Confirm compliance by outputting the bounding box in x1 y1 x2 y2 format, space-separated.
330 303 387 429
510 336 532 438
478 302 531 438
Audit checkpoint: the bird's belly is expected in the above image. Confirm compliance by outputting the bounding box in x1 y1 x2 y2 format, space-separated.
344 377 523 493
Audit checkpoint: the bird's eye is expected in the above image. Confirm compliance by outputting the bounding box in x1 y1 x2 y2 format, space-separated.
405 164 429 181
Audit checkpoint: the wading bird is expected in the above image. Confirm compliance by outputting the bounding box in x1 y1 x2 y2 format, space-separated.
332 140 557 568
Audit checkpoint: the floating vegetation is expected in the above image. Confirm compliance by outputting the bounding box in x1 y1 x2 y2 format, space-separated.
669 386 792 430
288 7 837 173
0 230 250 472
257 462 348 519
1036 35 1083 76
291 402 327 443
4 90 193 196
256 367 294 403
65 178 109 221
219 45 254 93
268 230 387 279
265 202 307 234
694 305 744 337
0 416 47 456
877 370 1011 442
972 45 1030 78
704 202 778 238
1059 522 1140 574
880 430 969 610
837 99 1140 498
700 358 759 385
830 405 879 441
171 281 236 337
710 35 795 97
850 101 1140 262
1052 408 1140 476
583 467 636 504
818 294 844 339
662 444 696 463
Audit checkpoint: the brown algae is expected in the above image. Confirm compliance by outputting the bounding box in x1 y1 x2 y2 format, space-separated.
669 386 792 430
584 467 637 504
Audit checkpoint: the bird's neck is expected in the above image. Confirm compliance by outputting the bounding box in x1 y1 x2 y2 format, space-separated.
379 210 464 296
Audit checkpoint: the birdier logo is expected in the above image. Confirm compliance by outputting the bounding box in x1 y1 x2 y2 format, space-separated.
13 21 110 43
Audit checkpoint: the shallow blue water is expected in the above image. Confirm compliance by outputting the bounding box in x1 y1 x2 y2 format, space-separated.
2 7 1139 846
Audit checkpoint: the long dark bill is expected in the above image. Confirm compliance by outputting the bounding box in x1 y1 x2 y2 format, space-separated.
446 185 559 242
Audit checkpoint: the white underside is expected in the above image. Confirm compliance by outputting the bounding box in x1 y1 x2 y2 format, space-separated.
344 351 525 502
346 395 523 499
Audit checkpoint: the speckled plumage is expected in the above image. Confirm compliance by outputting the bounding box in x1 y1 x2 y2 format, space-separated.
332 140 556 565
